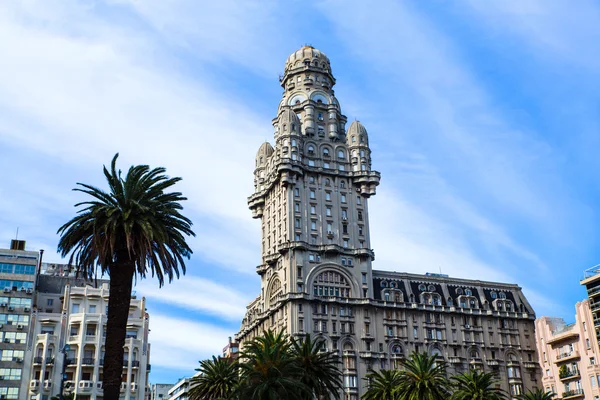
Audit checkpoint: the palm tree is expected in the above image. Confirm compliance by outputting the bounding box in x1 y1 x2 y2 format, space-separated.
237 330 309 400
362 369 402 400
395 352 450 400
291 334 343 399
188 356 239 400
57 154 195 399
450 369 506 400
517 388 555 400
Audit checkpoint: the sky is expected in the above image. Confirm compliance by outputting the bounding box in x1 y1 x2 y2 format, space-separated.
1 0 599 386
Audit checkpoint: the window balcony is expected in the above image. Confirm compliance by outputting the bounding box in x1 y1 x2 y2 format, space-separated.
30 379 40 391
45 357 54 365
560 370 580 381
120 382 128 391
82 357 95 365
562 389 584 399
131 383 139 392
556 351 580 363
449 357 463 364
131 360 140 368
79 380 94 391
66 358 77 365
43 380 52 390
33 356 43 364
85 334 97 342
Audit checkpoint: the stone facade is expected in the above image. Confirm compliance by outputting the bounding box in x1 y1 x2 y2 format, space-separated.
536 299 600 399
235 46 541 399
26 267 151 400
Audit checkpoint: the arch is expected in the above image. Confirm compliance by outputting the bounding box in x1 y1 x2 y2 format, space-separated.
310 92 330 104
265 276 283 309
305 263 360 300
468 346 481 360
313 270 351 298
321 144 332 157
429 345 444 359
287 93 308 106
505 350 519 362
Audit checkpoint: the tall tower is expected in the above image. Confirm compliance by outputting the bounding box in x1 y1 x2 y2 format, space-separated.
238 47 541 400
243 45 380 339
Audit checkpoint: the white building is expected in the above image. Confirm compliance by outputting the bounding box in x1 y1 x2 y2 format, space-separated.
27 272 151 400
167 372 200 400
151 383 171 400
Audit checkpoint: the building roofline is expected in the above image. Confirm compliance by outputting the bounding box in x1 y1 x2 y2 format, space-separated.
372 269 522 289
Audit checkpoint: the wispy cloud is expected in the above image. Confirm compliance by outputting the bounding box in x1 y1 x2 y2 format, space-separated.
137 276 251 321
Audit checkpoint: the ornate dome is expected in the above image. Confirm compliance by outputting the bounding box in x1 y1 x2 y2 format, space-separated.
346 120 369 145
278 109 301 134
284 45 331 73
255 142 274 167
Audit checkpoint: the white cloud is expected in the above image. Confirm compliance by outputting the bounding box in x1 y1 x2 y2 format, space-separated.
136 276 251 321
148 314 234 370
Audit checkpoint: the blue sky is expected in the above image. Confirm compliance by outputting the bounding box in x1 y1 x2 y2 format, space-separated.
1 0 599 385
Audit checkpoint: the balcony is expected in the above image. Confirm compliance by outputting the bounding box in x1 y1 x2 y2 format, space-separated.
120 382 128 391
33 356 43 364
131 383 139 392
79 380 94 391
30 379 40 391
523 362 538 369
68 334 79 342
131 360 140 368
45 357 54 365
64 381 75 392
66 358 77 365
557 351 580 363
123 360 129 367
560 370 581 381
487 359 500 367
82 357 95 365
448 357 463 364
562 389 584 399
85 334 97 342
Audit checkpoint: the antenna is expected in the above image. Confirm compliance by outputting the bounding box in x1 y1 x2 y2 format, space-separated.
15 227 19 240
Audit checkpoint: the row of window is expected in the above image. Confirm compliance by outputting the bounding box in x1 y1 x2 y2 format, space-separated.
0 280 33 289
0 263 35 275
0 388 18 399
0 332 27 343
0 368 22 380
307 304 354 317
0 350 24 361
0 297 32 307
0 314 30 324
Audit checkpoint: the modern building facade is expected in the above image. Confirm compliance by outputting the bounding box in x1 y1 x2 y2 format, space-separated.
151 383 172 400
536 300 600 399
0 240 40 400
235 46 541 399
166 372 200 400
26 265 151 400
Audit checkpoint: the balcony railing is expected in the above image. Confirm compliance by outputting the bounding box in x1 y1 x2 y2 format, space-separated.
33 356 43 364
131 360 140 368
46 357 55 364
66 358 76 365
560 369 580 380
82 357 95 365
557 351 580 361
562 389 584 399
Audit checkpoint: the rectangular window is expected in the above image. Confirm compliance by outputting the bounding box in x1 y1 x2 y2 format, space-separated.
326 192 331 201
358 226 364 236
295 234 301 241
362 273 367 284
295 203 300 212
294 188 300 197
323 162 330 169
327 223 332 232
295 218 301 228
326 207 332 217
310 206 316 214
308 160 315 166
310 190 316 199
357 196 361 205
71 304 80 313
343 224 348 234
47 299 53 306
413 327 418 338
89 305 96 313
341 194 346 203
338 164 345 171
343 240 349 248
358 211 363 221
297 266 302 278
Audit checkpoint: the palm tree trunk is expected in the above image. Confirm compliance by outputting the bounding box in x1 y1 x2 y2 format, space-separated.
103 258 135 400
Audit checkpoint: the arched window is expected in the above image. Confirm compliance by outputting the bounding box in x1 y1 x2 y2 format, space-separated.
313 271 351 298
323 148 330 156
269 278 282 302
391 344 403 354
431 348 443 358
499 292 507 299
325 178 331 186
465 289 472 296
381 281 388 288
419 284 426 292
340 180 346 188
307 145 315 155
470 349 479 359
338 150 345 159
456 288 463 295
490 291 497 299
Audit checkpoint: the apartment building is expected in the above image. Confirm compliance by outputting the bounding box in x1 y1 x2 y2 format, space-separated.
150 384 171 400
166 372 200 400
536 300 600 399
235 46 541 399
27 265 151 400
0 240 40 400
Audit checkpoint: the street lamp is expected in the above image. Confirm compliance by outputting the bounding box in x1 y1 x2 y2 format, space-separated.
59 344 70 400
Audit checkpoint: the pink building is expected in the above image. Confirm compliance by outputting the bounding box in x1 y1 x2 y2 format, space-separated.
535 300 600 399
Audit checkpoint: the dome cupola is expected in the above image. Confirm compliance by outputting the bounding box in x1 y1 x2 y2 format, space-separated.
277 109 301 135
255 141 274 167
346 120 369 146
